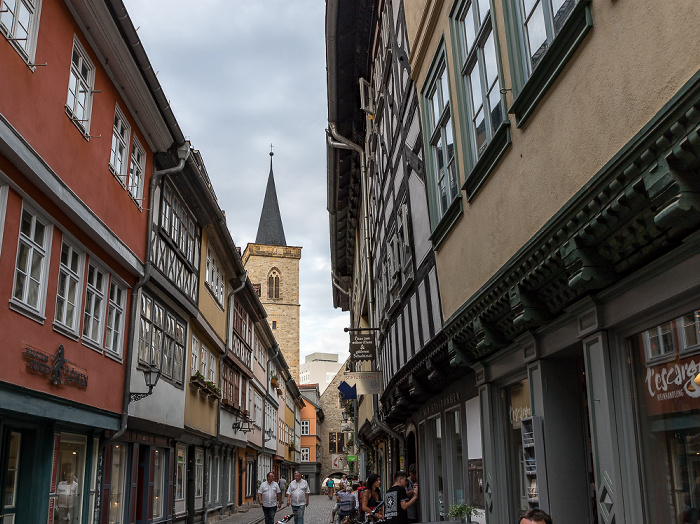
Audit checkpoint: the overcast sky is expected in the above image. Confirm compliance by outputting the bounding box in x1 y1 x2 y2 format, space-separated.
123 0 350 365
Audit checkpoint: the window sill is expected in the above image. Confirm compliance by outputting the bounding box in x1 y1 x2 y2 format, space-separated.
509 0 593 127
64 107 92 141
9 298 45 325
462 122 512 200
429 195 464 250
82 336 104 354
53 320 80 341
1 31 37 71
104 350 123 364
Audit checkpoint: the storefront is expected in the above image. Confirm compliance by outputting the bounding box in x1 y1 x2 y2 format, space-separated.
413 378 484 524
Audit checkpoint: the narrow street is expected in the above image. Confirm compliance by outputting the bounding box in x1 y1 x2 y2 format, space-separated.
219 495 338 524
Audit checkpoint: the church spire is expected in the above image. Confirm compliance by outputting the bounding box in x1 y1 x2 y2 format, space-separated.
255 146 287 246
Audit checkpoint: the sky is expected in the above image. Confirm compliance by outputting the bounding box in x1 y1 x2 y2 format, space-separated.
122 0 350 365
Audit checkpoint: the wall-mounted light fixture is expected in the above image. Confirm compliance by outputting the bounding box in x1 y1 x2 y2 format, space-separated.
129 364 161 402
232 418 253 434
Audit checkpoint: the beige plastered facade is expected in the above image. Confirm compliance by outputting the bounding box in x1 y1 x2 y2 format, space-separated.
405 0 700 319
243 243 302 381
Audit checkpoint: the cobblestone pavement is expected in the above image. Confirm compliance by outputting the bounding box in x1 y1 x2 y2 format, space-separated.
218 495 337 524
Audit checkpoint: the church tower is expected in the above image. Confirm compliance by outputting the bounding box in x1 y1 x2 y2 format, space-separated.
243 150 302 381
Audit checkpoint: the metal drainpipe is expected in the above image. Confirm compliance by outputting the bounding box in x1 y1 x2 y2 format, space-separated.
328 124 396 463
103 142 191 447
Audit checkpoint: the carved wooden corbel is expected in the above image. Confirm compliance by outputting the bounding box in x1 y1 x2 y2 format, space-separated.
560 236 616 292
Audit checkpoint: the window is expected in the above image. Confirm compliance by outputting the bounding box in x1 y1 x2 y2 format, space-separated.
82 263 106 345
65 37 95 134
643 322 676 361
454 0 505 168
209 353 216 383
504 0 592 125
55 240 83 333
152 449 165 518
301 420 310 436
328 432 345 454
271 320 277 330
301 447 310 462
161 183 198 266
191 335 199 376
12 207 51 318
0 0 41 62
206 246 225 306
422 53 460 227
163 313 186 381
518 0 576 75
253 283 261 296
105 280 126 357
254 392 262 427
268 269 280 299
176 447 186 512
138 294 185 385
245 460 254 497
110 105 130 183
195 448 204 508
107 444 127 524
128 136 145 203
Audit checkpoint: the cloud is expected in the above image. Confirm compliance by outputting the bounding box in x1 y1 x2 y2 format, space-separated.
124 0 346 369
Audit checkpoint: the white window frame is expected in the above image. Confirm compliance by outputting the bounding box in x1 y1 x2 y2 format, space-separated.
65 36 95 135
11 204 52 320
104 278 126 358
195 448 204 509
54 238 84 335
82 261 107 349
301 447 310 462
301 420 310 436
152 448 166 519
128 136 145 204
0 0 42 64
162 313 186 384
254 392 262 427
109 104 130 184
209 353 216 383
191 335 200 377
175 446 187 513
206 246 225 306
200 340 209 379
0 183 8 260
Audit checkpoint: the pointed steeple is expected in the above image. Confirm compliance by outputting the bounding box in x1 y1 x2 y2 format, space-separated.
255 147 287 246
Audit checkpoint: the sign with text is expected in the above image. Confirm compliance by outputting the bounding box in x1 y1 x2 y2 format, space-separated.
349 332 375 361
343 371 383 394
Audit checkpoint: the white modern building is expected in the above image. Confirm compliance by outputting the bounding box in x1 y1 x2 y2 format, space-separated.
299 353 343 393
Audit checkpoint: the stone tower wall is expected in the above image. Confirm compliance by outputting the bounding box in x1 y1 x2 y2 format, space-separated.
243 244 302 381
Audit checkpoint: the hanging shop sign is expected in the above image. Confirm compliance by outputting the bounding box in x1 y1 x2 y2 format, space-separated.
347 455 357 462
332 454 348 470
349 332 375 361
343 371 383 394
23 345 88 388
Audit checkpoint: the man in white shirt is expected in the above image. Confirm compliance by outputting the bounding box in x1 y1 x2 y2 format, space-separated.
286 470 310 524
258 472 282 524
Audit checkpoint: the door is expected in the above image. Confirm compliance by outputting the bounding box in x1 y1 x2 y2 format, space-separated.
238 457 243 506
1 432 21 524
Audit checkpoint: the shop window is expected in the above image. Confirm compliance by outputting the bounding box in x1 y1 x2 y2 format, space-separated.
467 459 484 509
504 378 531 518
195 448 204 509
427 417 444 520
629 307 700 522
446 409 465 510
53 434 86 524
175 446 186 514
4 432 20 516
153 449 165 519
107 444 128 524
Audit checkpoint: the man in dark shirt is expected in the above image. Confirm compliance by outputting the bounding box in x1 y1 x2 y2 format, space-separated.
383 471 419 524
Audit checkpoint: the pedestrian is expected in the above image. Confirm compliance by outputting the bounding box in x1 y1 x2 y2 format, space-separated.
323 477 330 496
337 485 356 523
361 473 383 521
519 509 553 524
279 475 287 493
339 474 348 490
383 471 418 524
406 464 418 523
258 471 282 524
327 477 335 499
286 470 310 524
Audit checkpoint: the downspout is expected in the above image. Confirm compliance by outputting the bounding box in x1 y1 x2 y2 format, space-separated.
327 125 405 466
331 271 351 297
104 141 191 447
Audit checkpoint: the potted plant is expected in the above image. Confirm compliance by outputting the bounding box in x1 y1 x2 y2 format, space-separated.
447 502 482 523
270 374 279 388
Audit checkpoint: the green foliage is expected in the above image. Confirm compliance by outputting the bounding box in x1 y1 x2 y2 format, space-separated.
447 503 482 521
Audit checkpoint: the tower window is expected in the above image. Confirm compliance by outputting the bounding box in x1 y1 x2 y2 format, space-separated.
267 269 281 299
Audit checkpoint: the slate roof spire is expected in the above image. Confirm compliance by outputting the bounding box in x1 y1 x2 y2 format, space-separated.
255 146 287 246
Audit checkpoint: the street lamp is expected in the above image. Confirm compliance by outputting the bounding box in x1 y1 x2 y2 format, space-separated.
232 418 253 434
129 364 161 402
